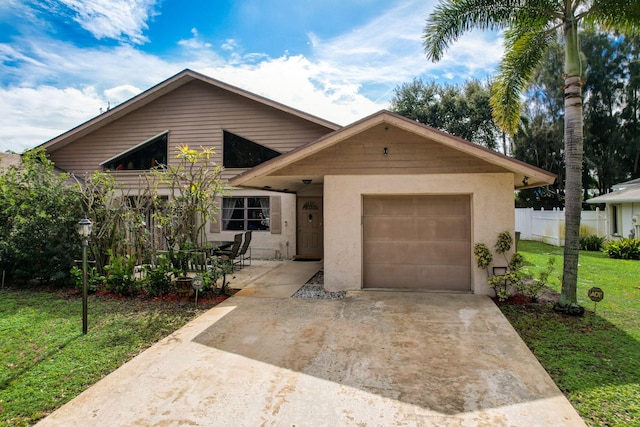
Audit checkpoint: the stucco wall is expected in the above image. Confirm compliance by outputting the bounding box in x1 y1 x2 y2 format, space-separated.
208 189 297 259
323 173 515 295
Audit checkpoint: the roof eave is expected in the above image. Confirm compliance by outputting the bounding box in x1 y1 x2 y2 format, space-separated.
230 110 557 190
38 69 340 153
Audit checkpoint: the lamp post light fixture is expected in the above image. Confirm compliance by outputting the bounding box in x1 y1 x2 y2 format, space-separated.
76 218 92 334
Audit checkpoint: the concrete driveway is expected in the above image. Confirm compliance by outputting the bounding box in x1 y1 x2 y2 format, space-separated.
38 264 584 426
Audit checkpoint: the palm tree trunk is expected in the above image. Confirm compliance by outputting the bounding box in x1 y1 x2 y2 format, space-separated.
558 18 584 313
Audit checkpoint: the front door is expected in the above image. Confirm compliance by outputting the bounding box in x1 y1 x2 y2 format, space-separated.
297 197 323 258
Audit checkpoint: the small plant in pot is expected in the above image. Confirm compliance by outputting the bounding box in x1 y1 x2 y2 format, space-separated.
170 242 195 298
474 231 524 301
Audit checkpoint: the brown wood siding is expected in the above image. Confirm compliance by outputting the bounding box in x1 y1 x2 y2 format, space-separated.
272 123 507 176
48 80 333 179
363 195 471 291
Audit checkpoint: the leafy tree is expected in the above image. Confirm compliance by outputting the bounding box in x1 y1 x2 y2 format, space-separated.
0 149 83 284
148 145 226 276
424 0 640 314
390 78 502 150
620 35 640 180
582 29 631 194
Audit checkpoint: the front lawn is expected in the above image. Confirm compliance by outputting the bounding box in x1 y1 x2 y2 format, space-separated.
0 289 213 426
504 240 640 427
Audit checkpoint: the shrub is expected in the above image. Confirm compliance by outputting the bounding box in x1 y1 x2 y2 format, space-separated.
473 243 493 269
494 231 513 256
142 254 173 297
0 149 83 284
70 265 106 293
518 257 556 301
104 251 141 296
488 253 525 301
604 238 640 260
580 235 605 251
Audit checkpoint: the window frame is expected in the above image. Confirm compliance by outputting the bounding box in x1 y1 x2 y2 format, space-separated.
101 131 169 171
221 196 270 232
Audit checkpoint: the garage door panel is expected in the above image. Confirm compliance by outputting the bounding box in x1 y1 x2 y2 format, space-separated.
364 241 470 265
363 264 470 290
364 217 470 242
416 196 469 216
363 195 471 291
416 218 470 241
416 265 471 291
363 217 419 241
364 264 419 288
363 197 415 216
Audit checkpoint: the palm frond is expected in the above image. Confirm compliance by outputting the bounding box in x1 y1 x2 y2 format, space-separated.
424 0 515 61
424 0 560 61
491 29 553 135
586 0 640 34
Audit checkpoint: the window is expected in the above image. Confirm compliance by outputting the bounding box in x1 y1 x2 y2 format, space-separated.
223 131 280 168
222 197 270 231
611 204 621 235
102 132 168 171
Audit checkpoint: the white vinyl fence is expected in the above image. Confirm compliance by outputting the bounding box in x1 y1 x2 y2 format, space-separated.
515 207 607 247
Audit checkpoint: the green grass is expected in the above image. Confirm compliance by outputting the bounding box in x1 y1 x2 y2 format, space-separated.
503 240 640 427
0 288 212 426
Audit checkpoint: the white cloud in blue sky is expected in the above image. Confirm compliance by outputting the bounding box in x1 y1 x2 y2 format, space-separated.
0 0 503 153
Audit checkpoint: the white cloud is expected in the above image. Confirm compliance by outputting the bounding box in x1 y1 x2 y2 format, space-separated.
104 84 142 105
57 0 158 44
0 0 504 152
178 28 213 50
197 55 383 126
307 0 503 90
0 86 104 153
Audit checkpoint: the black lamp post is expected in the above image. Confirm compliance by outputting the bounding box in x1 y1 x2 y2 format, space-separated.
76 218 92 334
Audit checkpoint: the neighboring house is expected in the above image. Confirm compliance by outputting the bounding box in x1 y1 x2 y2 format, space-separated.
231 110 555 295
0 152 21 172
39 69 339 259
40 69 555 295
587 178 640 240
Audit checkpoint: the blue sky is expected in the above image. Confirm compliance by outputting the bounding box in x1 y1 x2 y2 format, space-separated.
0 0 503 153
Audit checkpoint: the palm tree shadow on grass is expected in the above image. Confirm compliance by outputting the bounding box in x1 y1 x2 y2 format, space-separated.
501 304 640 394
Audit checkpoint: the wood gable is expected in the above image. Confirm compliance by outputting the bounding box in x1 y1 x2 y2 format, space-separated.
272 123 506 177
40 69 339 184
230 111 556 192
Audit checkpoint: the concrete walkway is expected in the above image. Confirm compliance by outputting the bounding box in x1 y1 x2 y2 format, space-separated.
230 260 322 297
37 261 585 426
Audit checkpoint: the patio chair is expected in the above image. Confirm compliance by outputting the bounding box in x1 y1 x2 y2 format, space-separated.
238 231 252 268
213 233 243 271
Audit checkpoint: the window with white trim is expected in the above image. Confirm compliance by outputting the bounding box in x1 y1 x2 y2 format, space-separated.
221 197 270 231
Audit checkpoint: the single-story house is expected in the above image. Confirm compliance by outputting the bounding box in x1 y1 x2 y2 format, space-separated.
587 178 640 239
39 69 555 295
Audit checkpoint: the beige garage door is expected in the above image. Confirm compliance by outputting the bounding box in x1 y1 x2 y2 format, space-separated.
363 195 471 291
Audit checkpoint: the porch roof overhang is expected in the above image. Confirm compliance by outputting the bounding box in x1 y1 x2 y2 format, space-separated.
229 110 556 193
587 186 640 204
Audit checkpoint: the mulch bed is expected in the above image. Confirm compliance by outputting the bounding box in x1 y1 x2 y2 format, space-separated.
58 287 239 308
491 287 561 307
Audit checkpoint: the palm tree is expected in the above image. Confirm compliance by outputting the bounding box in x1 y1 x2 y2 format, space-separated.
424 0 640 314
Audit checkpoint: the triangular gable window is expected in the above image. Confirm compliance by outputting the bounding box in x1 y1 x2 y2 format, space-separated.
102 131 168 171
223 131 280 168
